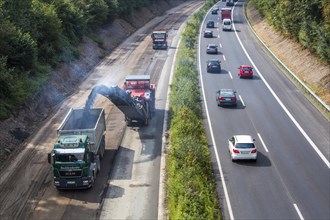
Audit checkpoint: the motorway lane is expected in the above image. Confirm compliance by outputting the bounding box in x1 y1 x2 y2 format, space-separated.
199 1 329 219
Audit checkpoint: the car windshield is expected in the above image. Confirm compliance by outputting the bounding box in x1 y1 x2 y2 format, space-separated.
224 21 231 25
242 67 251 71
55 153 84 162
210 60 219 65
235 143 255 149
209 45 216 48
208 21 214 24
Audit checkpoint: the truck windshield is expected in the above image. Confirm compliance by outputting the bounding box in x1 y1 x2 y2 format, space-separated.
126 80 149 89
152 33 166 39
55 153 84 162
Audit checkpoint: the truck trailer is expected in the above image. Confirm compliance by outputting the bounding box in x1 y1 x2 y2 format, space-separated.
221 8 232 20
48 108 106 190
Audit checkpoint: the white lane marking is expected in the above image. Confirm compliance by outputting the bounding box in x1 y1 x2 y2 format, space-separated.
257 133 269 153
293 204 304 220
198 10 235 220
228 71 233 79
239 95 245 107
223 55 226 61
219 43 222 48
232 4 330 169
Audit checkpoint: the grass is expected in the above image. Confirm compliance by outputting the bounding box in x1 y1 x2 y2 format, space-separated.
166 1 221 219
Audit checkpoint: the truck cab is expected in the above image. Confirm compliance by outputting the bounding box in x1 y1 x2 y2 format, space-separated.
151 30 168 49
48 135 98 189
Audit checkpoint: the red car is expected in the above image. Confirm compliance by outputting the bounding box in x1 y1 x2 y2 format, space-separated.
238 65 253 78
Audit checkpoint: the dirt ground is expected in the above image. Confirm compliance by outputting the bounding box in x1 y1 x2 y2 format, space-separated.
0 0 329 171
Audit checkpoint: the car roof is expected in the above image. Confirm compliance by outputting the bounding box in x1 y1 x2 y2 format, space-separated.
240 64 252 68
223 18 231 22
220 88 235 92
234 135 254 143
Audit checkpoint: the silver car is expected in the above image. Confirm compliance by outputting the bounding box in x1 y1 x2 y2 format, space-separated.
228 135 257 161
206 44 218 54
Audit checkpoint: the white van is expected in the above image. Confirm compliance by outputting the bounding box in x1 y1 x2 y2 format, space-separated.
222 18 232 31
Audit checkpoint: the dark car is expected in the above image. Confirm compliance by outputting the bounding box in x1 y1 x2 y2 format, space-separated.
238 64 253 78
211 6 219 14
206 44 218 54
207 59 221 73
226 1 234 6
204 30 213 38
206 20 215 28
216 89 237 107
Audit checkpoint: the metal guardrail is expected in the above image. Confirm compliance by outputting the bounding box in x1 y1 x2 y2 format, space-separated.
243 4 330 113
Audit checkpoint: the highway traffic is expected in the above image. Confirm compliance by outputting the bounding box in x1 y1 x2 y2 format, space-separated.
199 1 330 219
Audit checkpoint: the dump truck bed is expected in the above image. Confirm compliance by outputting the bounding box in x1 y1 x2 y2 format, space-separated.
58 108 106 153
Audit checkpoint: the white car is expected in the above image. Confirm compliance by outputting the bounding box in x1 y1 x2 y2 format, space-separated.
228 135 257 161
222 18 232 31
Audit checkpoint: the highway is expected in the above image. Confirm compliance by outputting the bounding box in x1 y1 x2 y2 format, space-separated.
0 1 204 220
199 1 330 219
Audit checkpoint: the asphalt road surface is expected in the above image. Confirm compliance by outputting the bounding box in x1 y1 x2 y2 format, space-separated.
199 1 329 220
0 1 203 220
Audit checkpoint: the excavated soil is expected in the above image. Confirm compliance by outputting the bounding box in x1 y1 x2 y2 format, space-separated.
0 0 329 170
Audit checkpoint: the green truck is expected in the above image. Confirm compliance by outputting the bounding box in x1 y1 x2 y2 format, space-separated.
48 108 106 189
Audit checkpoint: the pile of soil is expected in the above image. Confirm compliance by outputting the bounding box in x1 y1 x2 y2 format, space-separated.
0 0 184 170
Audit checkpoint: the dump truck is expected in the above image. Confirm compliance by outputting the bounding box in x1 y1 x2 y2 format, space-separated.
151 30 168 49
48 108 106 190
221 8 232 20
